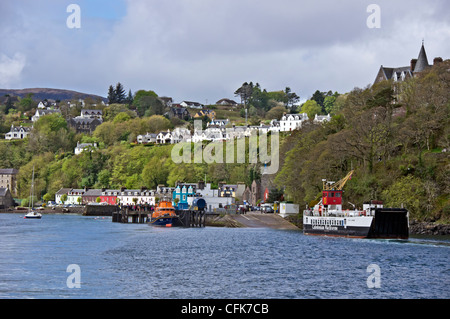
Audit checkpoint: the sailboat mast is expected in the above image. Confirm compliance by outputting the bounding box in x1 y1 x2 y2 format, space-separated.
30 165 35 210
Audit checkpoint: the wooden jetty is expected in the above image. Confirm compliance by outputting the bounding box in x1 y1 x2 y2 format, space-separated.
112 209 148 224
112 209 205 227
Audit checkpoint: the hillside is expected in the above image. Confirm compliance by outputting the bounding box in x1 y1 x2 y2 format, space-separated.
0 88 106 102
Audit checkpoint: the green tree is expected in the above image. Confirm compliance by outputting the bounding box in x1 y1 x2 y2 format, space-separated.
311 90 325 108
381 175 425 219
285 87 300 109
43 193 53 202
300 100 322 119
61 194 68 204
107 85 116 104
323 95 336 114
115 82 126 104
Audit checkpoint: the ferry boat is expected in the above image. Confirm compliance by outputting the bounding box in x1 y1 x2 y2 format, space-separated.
149 200 178 227
303 171 409 239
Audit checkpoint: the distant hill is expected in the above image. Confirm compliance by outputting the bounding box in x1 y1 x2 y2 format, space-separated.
0 88 106 102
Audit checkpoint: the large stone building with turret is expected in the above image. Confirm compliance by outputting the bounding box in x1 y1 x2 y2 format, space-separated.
374 42 443 85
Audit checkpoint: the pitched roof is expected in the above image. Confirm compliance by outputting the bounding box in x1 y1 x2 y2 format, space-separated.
0 187 11 197
414 43 430 73
0 168 19 175
56 188 72 195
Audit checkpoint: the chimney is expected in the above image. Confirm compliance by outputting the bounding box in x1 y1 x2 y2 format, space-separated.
410 59 418 72
433 57 443 65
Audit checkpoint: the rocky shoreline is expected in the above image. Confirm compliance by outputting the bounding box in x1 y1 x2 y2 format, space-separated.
409 220 450 236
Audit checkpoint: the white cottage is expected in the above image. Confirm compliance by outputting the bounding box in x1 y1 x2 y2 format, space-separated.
279 113 309 132
5 125 32 140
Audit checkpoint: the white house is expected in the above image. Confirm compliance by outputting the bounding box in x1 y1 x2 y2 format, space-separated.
80 109 103 120
279 113 309 132
118 189 156 206
137 133 157 144
314 114 331 124
74 142 98 155
66 189 85 205
156 130 173 144
5 125 32 140
31 108 61 122
180 101 204 109
171 127 191 144
55 188 71 204
193 183 235 210
207 118 230 127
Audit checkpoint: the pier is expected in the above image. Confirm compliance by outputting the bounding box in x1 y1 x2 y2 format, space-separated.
112 209 206 227
112 209 149 224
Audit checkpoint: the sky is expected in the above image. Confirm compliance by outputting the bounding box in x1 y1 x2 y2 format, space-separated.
1 0 449 104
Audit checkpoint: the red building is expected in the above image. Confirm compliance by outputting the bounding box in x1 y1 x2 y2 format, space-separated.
100 189 120 205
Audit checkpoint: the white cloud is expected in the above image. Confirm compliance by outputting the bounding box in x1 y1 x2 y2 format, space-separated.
0 53 26 88
1 0 449 103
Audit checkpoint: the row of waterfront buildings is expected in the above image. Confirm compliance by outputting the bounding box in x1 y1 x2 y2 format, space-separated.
55 178 273 211
55 181 254 211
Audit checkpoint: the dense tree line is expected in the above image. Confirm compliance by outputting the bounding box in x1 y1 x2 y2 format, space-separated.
275 61 449 222
0 64 448 223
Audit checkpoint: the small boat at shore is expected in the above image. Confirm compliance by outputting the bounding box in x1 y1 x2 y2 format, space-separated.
24 210 42 219
149 200 178 227
24 166 42 219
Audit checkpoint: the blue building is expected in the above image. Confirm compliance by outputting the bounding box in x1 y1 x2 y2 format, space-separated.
172 183 197 210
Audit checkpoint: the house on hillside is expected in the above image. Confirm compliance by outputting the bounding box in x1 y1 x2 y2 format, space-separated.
207 118 229 128
169 107 191 120
159 97 173 107
374 42 444 85
193 109 216 119
279 113 308 132
180 101 204 109
156 131 173 144
216 98 238 107
74 142 98 155
137 133 158 144
314 114 331 124
68 117 102 134
5 125 32 140
80 109 103 120
31 108 61 122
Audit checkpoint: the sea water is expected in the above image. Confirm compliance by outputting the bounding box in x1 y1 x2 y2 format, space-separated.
0 213 448 299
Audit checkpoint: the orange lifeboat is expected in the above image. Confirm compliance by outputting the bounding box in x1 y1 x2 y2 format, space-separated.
150 200 178 226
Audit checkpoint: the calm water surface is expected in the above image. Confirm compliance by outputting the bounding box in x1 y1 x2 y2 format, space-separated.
0 213 448 299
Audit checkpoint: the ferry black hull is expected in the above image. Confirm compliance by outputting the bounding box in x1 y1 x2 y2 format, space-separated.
303 225 371 238
303 208 409 239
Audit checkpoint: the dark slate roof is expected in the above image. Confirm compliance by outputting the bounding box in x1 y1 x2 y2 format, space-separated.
0 168 18 175
414 44 430 73
0 188 11 197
